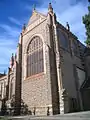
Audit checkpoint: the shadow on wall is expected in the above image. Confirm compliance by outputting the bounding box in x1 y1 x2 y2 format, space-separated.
0 95 51 116
0 98 7 116
0 95 32 116
20 99 32 115
69 97 80 113
0 95 80 116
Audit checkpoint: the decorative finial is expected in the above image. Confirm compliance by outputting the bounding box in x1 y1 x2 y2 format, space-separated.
11 53 14 61
48 3 53 13
66 22 70 31
12 53 14 57
12 53 14 61
15 53 17 60
33 4 36 11
22 23 26 31
10 53 14 69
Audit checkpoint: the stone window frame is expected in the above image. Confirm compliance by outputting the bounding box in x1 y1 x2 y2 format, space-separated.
0 83 3 99
10 78 13 99
58 29 70 51
26 36 44 78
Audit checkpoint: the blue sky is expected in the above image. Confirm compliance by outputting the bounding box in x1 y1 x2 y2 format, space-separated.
0 0 89 73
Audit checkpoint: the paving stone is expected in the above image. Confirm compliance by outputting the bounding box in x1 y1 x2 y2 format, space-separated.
3 111 90 120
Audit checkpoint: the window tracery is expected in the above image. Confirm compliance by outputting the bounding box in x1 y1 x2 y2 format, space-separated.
27 36 44 77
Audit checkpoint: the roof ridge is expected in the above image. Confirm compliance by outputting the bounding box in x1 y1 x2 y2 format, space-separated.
27 10 46 26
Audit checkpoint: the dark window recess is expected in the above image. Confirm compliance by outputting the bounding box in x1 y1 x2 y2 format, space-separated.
73 40 78 56
10 82 13 99
27 36 44 77
79 42 86 57
1 83 3 99
58 30 69 50
70 98 79 112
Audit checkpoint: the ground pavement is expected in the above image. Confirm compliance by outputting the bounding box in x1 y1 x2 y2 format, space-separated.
1 111 90 120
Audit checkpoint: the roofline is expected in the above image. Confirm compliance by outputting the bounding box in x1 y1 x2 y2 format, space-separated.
0 75 7 81
57 22 78 40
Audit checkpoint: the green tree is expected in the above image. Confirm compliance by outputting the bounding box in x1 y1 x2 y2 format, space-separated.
83 1 90 46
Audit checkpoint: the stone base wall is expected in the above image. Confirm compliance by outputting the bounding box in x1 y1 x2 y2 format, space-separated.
22 73 53 115
27 105 52 115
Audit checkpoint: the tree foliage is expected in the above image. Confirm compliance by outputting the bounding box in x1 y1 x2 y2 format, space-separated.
83 1 90 46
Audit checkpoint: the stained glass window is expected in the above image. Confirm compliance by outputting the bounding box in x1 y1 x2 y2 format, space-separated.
27 36 44 77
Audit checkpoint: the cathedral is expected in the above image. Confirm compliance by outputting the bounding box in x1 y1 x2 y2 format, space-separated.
0 3 90 115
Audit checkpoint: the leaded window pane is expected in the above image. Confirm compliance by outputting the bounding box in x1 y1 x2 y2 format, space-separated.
27 36 44 77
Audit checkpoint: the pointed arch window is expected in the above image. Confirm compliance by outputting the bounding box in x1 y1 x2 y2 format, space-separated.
58 29 69 51
27 36 44 77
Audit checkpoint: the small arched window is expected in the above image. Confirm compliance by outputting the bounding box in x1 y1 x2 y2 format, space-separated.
58 29 69 50
27 36 44 77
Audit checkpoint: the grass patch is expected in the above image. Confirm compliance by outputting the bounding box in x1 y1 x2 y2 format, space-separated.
0 117 8 120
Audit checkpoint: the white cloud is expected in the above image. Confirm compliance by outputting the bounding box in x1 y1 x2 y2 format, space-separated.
8 17 22 26
36 0 88 43
56 2 88 43
0 0 89 73
38 8 48 14
25 5 33 11
0 24 20 38
0 24 21 73
0 39 16 73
